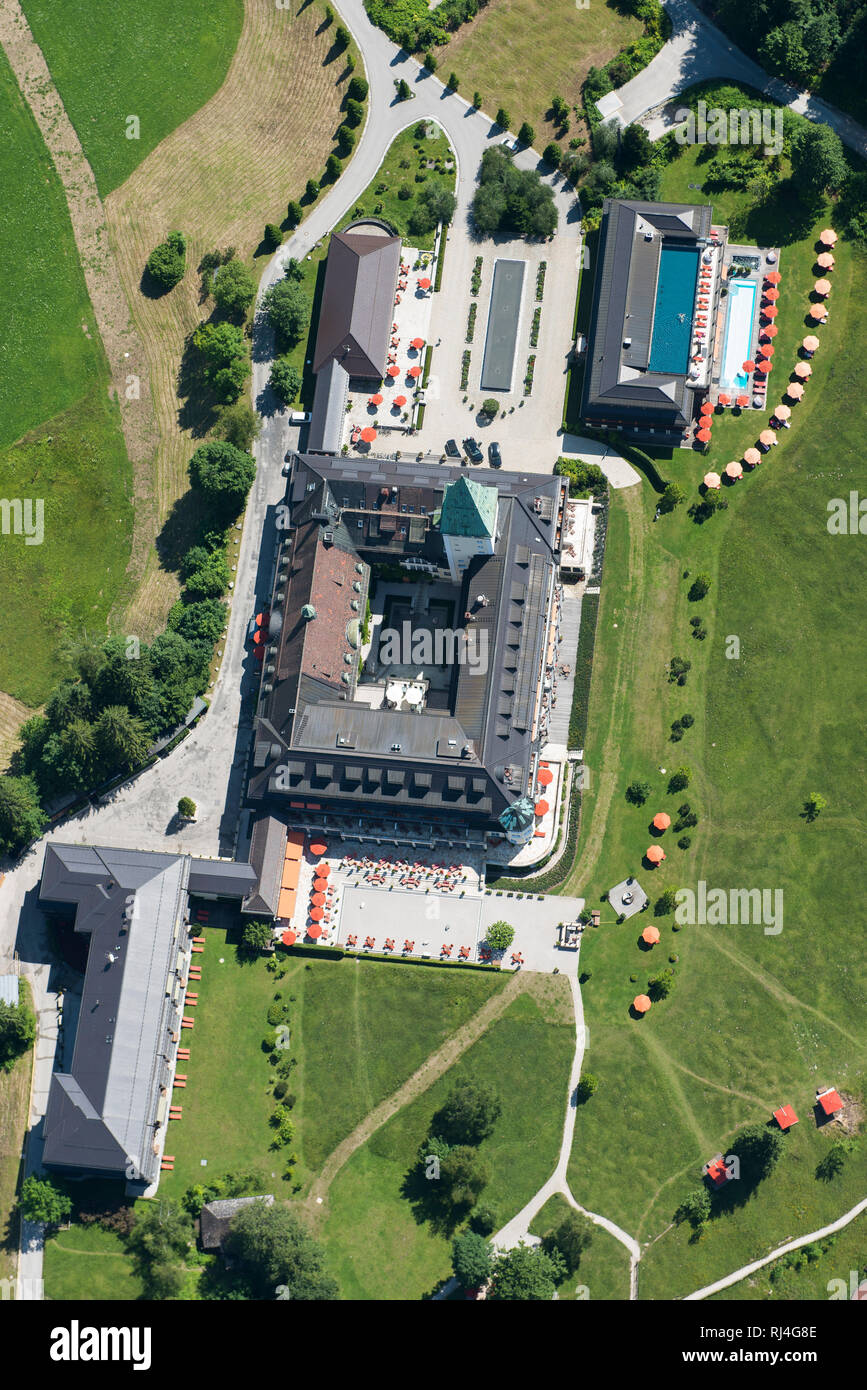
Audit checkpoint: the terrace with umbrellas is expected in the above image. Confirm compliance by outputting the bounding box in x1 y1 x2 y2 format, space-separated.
344 244 435 453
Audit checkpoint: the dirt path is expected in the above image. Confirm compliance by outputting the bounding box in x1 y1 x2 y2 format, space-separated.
0 1 158 482
307 972 525 1212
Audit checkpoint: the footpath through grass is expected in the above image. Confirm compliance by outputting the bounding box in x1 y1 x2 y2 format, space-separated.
322 985 575 1300
19 0 243 196
528 1193 631 1301
562 118 867 1298
43 1221 144 1301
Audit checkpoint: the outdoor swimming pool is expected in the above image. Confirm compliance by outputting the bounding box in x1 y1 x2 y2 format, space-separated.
720 280 757 391
648 245 699 375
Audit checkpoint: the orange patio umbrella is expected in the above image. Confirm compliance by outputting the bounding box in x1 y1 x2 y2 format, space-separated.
696 428 712 443
411 336 425 349
761 324 778 338
816 252 834 269
407 364 421 378
774 403 791 421
386 364 400 377
309 840 327 856
699 400 714 414
538 768 554 786
802 335 820 352
281 930 297 946
809 304 827 321
819 228 837 246
535 799 550 817
765 270 782 284
309 905 324 922
764 287 779 302
652 812 671 830
313 882 329 898
646 844 665 864
310 891 326 907
360 426 377 442
794 362 812 378
744 447 761 467
757 359 772 374
633 994 652 1014
814 278 831 296
763 305 779 318
736 395 750 408
704 471 721 489
316 862 331 877
369 392 383 405
718 392 731 406
725 460 743 479
393 394 407 406
307 923 323 939
642 925 660 945
786 381 804 399
743 359 756 372
418 276 431 289
759 429 776 447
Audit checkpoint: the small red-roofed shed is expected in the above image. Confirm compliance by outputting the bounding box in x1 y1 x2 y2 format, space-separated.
817 1088 843 1117
773 1104 798 1131
705 1156 730 1188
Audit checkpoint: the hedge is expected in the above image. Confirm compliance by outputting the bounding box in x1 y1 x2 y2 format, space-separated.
280 942 499 971
568 591 600 750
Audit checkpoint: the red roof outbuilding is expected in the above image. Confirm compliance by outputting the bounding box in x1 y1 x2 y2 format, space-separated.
817 1088 843 1116
773 1104 798 1131
705 1157 730 1188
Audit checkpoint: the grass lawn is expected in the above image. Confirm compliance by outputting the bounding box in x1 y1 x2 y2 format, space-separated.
528 1193 631 1300
280 121 457 411
711 1208 867 1301
435 0 642 149
43 1221 144 1301
19 0 243 196
321 987 575 1299
0 981 33 1283
0 50 133 708
157 928 506 1200
561 98 867 1298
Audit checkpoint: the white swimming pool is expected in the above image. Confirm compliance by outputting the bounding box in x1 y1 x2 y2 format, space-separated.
719 281 756 391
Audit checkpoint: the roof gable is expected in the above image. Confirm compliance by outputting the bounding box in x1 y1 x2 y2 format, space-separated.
440 476 498 538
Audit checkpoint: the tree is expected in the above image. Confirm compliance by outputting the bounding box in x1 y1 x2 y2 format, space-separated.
688 572 711 601
550 95 569 126
439 1146 491 1215
472 147 556 239
647 967 676 1001
348 76 368 102
496 107 511 129
218 399 261 452
621 122 653 168
334 24 350 49
241 921 273 957
485 920 514 952
489 1242 565 1300
305 178 320 201
264 223 282 251
285 199 303 229
575 1073 599 1104
659 481 685 513
729 1123 784 1187
93 705 152 772
446 72 459 93
408 183 456 237
790 120 848 196
262 278 309 345
396 78 412 101
518 121 535 146
269 357 303 406
655 887 679 915
472 91 482 110
182 548 231 600
212 257 257 317
469 1205 497 1236
0 775 46 854
177 797 197 820
345 97 364 127
668 766 691 793
626 780 652 806
168 598 228 649
336 124 355 154
324 153 342 183
0 997 36 1071
435 1081 502 1145
189 440 256 515
803 792 827 821
675 1186 711 1228
543 142 562 168
452 1231 492 1288
541 1209 593 1273
19 1175 72 1225
481 398 499 418
423 51 438 72
223 1201 338 1299
146 231 186 292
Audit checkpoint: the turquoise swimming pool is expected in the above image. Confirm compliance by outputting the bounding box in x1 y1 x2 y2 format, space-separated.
648 245 700 375
720 281 757 391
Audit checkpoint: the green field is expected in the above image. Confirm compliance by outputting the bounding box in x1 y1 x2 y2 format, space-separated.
711 1209 867 1301
562 104 867 1299
322 990 575 1299
20 0 244 196
156 929 506 1198
528 1193 631 1300
43 1221 144 1300
0 50 133 706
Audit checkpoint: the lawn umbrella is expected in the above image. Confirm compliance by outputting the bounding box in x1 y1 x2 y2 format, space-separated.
700 400 714 415
814 279 831 296
725 460 743 479
759 429 776 447
761 324 779 338
652 812 671 830
360 426 377 442
765 270 782 284
802 336 820 353
764 287 779 302
646 845 665 864
534 800 550 817
704 471 721 489
757 359 772 374
743 360 756 372
281 930 297 946
386 364 400 377
696 428 712 443
718 393 731 406
418 277 431 289
633 995 652 1014
310 892 326 907
816 252 835 270
369 392 383 405
538 768 554 787
316 862 330 877
393 394 407 407
819 228 837 246
307 923 323 939
774 403 791 421
809 304 827 321
408 365 421 378
642 926 660 945
787 381 804 399
743 448 761 467
763 306 778 318
794 362 812 379
309 906 324 922
411 337 425 349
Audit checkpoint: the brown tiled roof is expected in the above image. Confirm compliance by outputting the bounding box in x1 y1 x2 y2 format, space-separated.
302 541 363 686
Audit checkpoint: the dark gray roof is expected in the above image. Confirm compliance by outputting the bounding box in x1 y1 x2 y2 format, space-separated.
242 816 288 915
312 223 401 378
39 843 255 1183
581 199 713 432
308 358 350 454
200 1195 274 1251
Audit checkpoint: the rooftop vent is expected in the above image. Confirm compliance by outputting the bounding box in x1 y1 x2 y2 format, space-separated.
301 605 316 621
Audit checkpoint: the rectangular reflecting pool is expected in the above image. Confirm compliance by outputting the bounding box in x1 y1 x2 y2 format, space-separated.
480 259 526 392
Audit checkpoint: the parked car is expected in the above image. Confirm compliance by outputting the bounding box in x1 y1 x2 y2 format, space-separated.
445 438 461 458
463 437 483 463
499 135 518 152
488 441 502 468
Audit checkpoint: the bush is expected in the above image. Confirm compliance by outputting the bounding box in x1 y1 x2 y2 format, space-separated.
189 440 256 517
470 1205 498 1236
212 257 257 317
241 921 273 957
19 1175 71 1225
481 398 499 418
334 24 350 48
146 231 186 292
177 797 196 819
345 97 365 127
543 142 562 168
688 573 711 601
496 108 511 129
485 920 515 952
575 1073 599 1104
285 200 303 229
668 766 691 794
337 124 356 154
518 121 535 145
348 76 368 102
305 178 320 201
625 780 652 806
